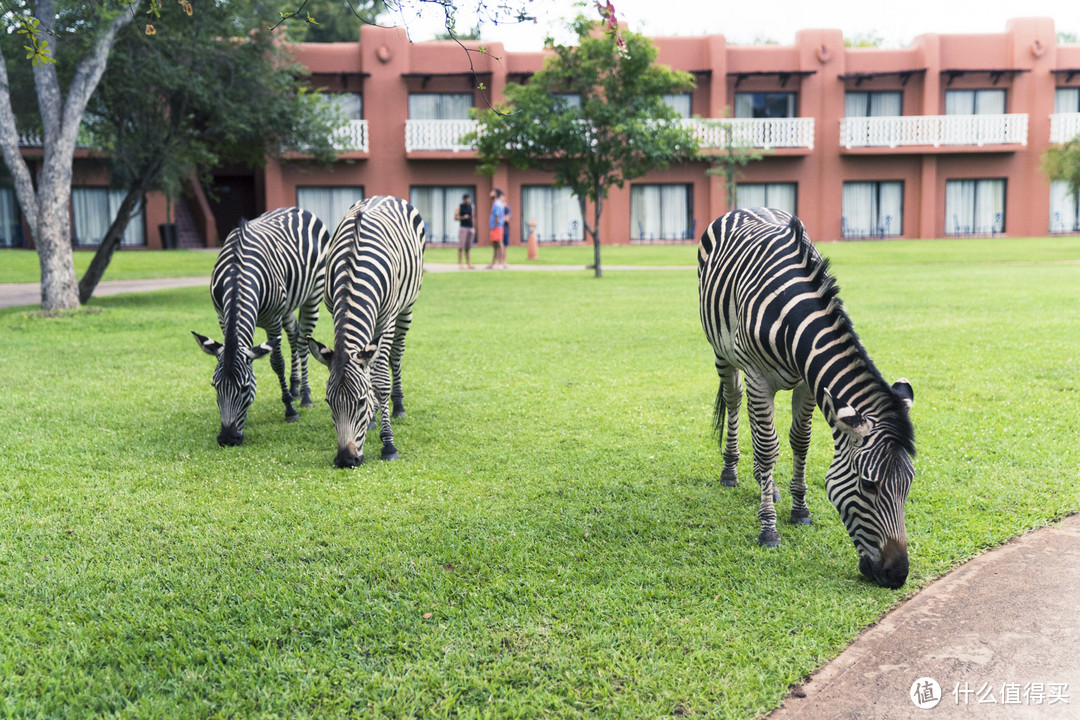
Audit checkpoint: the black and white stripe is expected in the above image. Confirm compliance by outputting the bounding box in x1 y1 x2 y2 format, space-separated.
698 208 915 588
193 207 328 446
308 195 426 468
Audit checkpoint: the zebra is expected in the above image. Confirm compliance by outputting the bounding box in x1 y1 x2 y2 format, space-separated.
698 208 915 588
308 195 426 468
192 206 328 446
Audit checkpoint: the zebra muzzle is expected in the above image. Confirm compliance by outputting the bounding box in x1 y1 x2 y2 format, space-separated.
217 425 243 447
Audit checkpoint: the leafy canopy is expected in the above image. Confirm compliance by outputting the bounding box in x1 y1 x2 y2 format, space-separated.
470 16 700 206
1043 136 1080 197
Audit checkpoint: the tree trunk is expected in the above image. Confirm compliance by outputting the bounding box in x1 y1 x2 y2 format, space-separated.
36 181 78 312
78 184 146 304
592 195 603 278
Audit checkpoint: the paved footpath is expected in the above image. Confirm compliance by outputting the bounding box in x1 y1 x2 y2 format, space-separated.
3 269 1078 720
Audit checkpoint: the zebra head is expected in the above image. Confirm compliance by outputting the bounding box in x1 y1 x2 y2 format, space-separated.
308 337 378 468
192 331 276 446
825 379 915 589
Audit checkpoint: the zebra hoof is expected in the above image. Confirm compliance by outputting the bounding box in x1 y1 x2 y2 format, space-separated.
381 446 399 461
758 530 781 548
285 413 299 423
300 400 314 409
368 419 378 431
772 489 782 503
791 511 812 526
720 470 738 487
392 400 406 418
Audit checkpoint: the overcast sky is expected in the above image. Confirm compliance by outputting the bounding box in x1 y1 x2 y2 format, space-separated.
389 0 1079 49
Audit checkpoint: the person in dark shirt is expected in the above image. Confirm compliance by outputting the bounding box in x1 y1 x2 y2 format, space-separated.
454 193 475 269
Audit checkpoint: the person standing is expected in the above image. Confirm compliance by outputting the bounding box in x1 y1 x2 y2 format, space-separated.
501 199 511 270
487 188 506 269
455 193 475 269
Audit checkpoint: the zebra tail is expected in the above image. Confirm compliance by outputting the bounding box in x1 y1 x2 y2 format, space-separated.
712 382 727 445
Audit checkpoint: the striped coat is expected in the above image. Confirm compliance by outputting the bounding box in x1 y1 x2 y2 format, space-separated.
698 208 915 588
309 196 426 467
193 207 328 446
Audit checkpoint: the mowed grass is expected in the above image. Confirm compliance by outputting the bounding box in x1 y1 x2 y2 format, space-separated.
0 248 218 284
1 241 1078 719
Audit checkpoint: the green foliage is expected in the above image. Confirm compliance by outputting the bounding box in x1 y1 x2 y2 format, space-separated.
1042 136 1080 197
0 241 1078 717
279 0 385 42
1058 31 1079 44
844 31 885 48
468 16 700 273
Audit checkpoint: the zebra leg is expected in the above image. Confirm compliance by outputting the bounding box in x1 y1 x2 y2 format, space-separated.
389 307 414 418
746 375 781 548
789 382 816 526
283 312 302 400
713 358 742 487
371 334 398 460
266 319 298 422
295 292 320 408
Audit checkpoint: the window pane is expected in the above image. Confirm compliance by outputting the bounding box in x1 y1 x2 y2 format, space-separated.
736 183 767 209
327 93 362 120
297 186 365 233
733 93 795 119
845 92 869 118
409 93 473 120
112 190 145 247
0 187 23 247
1055 88 1080 114
521 186 583 242
945 179 1003 235
631 184 692 241
663 93 692 118
410 186 476 244
869 91 902 117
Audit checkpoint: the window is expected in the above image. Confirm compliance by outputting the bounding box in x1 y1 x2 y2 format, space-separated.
521 186 584 243
1049 180 1080 234
631 184 693 242
735 183 797 215
408 93 473 120
297 187 364 232
72 188 145 247
0 187 22 247
844 91 902 117
410 186 476 244
842 181 903 238
553 93 581 110
734 93 796 119
663 93 692 118
324 92 363 120
945 89 1006 115
945 179 1005 235
1054 88 1080 113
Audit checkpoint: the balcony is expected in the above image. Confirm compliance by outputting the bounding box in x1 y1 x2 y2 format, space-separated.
405 119 478 153
1050 113 1080 144
332 120 368 153
686 117 815 150
840 114 1028 150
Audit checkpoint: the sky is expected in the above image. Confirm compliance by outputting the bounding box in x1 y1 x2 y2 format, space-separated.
388 0 1079 50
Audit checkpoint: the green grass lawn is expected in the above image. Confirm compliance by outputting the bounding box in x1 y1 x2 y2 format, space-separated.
1 241 1079 718
0 248 219 284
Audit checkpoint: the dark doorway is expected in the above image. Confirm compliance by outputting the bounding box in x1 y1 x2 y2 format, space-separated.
207 175 258 244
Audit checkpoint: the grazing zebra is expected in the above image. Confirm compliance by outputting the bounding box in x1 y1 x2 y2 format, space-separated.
698 208 915 588
192 207 328 446
308 195 426 468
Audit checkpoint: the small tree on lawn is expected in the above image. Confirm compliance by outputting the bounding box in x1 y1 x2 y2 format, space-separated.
468 16 700 277
1043 135 1080 211
704 112 771 211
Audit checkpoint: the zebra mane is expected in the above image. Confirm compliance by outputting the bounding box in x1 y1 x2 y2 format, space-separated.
790 217 916 457
220 219 253 371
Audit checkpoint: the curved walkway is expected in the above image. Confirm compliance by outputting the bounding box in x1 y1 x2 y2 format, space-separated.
3 272 1077 719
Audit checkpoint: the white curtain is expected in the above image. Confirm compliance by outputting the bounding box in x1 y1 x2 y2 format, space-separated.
72 188 145 247
327 93 362 120
734 93 795 119
408 93 473 120
1049 180 1079 232
946 179 1003 234
409 186 474 244
736 183 796 214
521 186 583 242
631 184 691 241
733 93 754 118
946 89 1006 115
974 179 1005 232
1055 88 1080 114
297 186 364 234
0 187 21 247
945 91 975 115
663 93 692 118
878 181 903 235
844 91 901 118
975 89 1006 115
843 182 875 236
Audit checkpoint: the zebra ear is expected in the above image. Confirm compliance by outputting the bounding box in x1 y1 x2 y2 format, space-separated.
891 378 914 410
308 337 333 367
835 403 872 440
243 340 276 361
355 342 378 366
192 331 223 357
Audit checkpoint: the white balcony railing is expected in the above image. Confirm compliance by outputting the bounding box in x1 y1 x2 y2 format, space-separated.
840 114 1028 149
1050 113 1080 144
685 117 816 150
332 120 368 152
405 119 478 152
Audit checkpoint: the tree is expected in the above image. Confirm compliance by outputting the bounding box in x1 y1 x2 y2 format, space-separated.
282 0 385 42
73 0 345 303
1042 136 1080 197
469 16 699 277
0 0 138 311
704 113 771 210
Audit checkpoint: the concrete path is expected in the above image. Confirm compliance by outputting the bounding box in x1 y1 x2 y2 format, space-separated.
3 269 1078 720
767 513 1080 719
